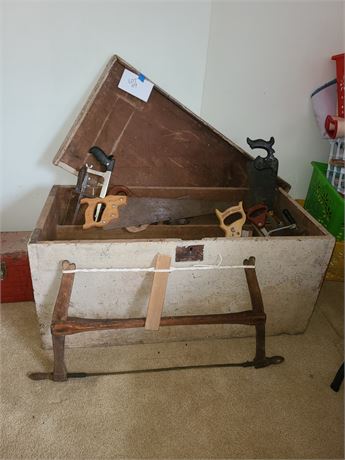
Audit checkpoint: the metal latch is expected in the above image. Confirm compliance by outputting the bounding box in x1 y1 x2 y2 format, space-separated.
175 245 204 262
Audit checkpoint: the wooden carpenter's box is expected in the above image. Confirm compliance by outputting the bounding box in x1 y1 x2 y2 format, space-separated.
28 56 335 349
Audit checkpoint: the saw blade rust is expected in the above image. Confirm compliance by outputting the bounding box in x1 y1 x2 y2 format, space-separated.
104 197 232 230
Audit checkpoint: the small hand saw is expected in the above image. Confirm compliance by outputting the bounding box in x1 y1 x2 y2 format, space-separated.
80 196 234 230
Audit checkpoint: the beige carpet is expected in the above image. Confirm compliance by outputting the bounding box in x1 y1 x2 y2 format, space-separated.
1 281 343 459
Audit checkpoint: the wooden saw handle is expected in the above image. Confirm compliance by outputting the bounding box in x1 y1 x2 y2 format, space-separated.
215 201 246 237
80 195 127 229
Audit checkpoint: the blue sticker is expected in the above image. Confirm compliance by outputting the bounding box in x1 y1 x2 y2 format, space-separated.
138 73 145 82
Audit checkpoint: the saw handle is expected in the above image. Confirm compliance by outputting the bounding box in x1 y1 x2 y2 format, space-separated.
89 146 115 172
282 209 296 226
215 201 246 237
81 195 127 229
247 137 275 157
246 203 268 228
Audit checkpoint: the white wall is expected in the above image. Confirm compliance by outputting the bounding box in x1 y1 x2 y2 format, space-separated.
1 0 211 231
1 0 344 231
201 0 344 198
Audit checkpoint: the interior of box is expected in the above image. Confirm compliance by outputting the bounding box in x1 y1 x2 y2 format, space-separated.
38 56 314 244
32 185 326 242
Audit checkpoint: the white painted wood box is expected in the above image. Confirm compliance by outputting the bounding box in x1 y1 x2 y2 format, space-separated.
28 56 335 349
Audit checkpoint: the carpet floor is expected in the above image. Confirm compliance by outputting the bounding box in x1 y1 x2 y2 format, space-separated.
1 281 344 459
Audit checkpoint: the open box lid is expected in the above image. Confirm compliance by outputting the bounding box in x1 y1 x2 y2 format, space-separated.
53 56 290 190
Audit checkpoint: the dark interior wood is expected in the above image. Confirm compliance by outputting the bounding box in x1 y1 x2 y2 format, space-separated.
31 186 70 242
275 188 327 237
56 224 223 241
54 56 290 190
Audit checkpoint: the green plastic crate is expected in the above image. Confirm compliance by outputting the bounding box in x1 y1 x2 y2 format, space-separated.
304 161 344 241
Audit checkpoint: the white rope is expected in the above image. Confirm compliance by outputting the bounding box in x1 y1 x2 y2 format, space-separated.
62 255 255 274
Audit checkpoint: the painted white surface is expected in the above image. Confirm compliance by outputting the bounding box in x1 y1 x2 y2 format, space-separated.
201 0 344 198
28 235 334 348
1 0 211 230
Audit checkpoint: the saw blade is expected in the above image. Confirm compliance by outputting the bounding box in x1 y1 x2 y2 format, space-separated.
104 197 232 230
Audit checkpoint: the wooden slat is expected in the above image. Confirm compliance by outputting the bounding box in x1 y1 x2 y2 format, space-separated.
52 310 266 336
51 260 76 381
145 254 171 330
55 224 223 241
52 260 76 322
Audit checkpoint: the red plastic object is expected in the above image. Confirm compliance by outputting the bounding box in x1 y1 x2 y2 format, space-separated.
332 53 344 118
325 114 345 139
0 232 34 303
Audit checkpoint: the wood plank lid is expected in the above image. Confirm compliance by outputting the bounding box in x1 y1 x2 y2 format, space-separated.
53 56 290 190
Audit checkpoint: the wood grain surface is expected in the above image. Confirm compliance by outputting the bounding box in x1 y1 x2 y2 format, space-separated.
145 254 172 330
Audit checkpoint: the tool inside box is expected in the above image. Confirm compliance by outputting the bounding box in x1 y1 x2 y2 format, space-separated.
35 185 324 242
40 57 317 243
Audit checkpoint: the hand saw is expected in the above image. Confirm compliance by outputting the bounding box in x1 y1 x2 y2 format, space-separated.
215 201 246 237
245 137 278 210
72 146 115 224
80 196 233 230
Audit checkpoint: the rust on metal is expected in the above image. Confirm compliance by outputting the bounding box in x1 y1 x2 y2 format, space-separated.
175 245 204 262
29 257 284 382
